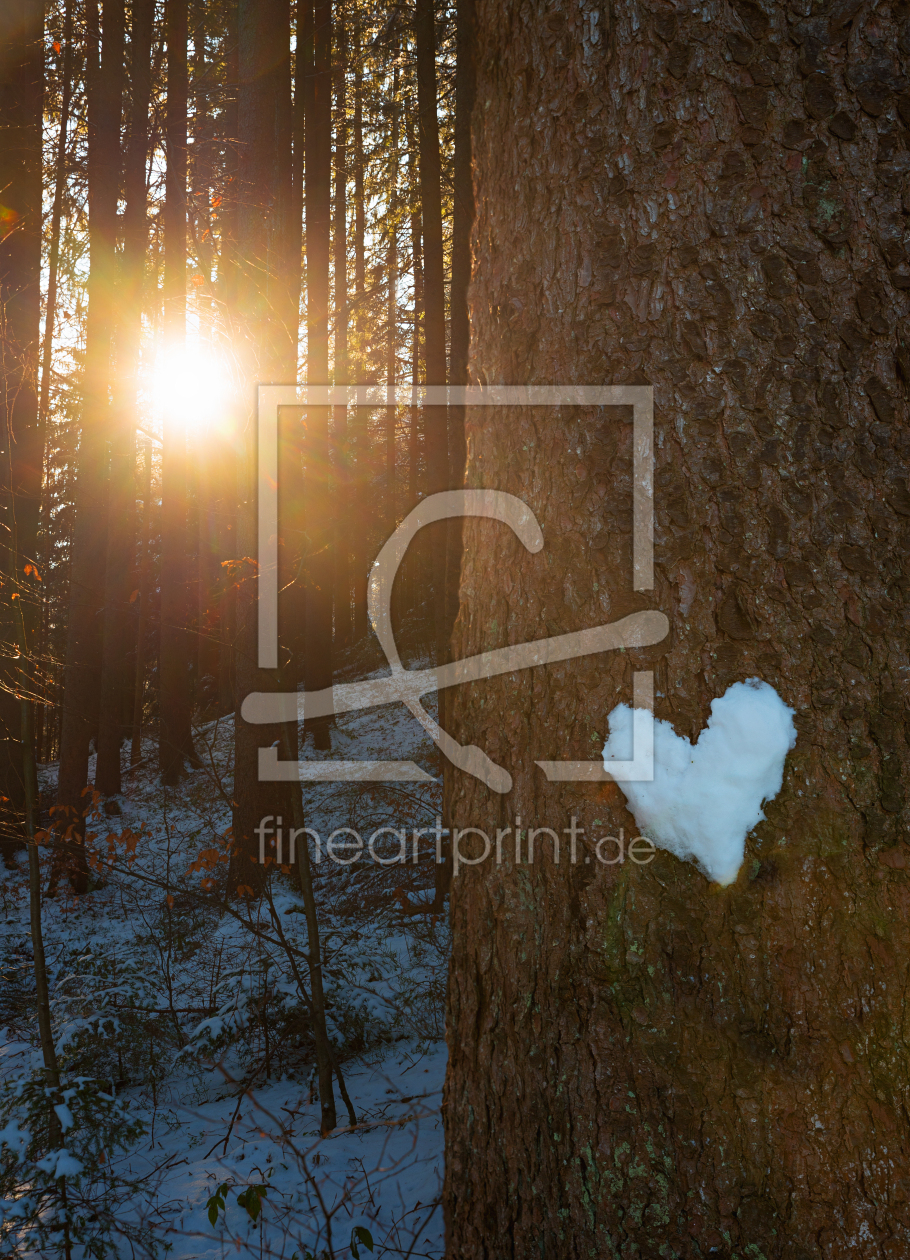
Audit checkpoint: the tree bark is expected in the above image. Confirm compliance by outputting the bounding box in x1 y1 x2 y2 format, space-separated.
96 0 155 796
0 0 44 865
303 0 334 749
444 0 475 643
350 14 369 642
384 69 399 540
54 0 124 891
444 2 910 1256
36 0 76 766
216 0 240 718
231 0 296 881
414 0 448 692
130 443 152 769
332 13 350 651
159 0 196 786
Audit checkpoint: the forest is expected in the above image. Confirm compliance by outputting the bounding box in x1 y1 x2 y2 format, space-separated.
2 0 910 1255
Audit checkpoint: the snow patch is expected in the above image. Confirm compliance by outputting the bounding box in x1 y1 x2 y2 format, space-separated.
602 679 796 885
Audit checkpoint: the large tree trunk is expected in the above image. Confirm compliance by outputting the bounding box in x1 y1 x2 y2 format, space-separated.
54 0 124 891
96 0 155 796
445 2 910 1257
0 0 44 865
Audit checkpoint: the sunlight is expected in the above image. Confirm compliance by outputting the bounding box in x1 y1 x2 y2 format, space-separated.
149 343 233 442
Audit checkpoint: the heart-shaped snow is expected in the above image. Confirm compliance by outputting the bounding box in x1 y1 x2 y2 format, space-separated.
602 678 797 886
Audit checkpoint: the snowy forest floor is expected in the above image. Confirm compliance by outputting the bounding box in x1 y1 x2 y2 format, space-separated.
0 639 449 1258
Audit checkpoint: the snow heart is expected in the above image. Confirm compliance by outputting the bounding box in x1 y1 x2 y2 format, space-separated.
602 679 797 886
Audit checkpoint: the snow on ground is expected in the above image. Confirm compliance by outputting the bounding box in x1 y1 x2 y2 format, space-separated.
1 646 449 1257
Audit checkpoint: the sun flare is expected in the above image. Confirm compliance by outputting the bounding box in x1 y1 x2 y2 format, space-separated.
149 344 233 441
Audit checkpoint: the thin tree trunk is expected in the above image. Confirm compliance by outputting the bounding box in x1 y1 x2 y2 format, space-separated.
35 0 76 767
159 0 197 785
332 13 350 652
96 0 155 795
303 0 333 749
0 0 44 868
53 0 124 892
130 443 152 769
445 1 910 1254
414 0 447 646
444 0 475 648
290 0 309 359
350 15 369 642
414 0 450 907
279 725 337 1134
407 110 424 622
216 0 239 717
384 70 399 541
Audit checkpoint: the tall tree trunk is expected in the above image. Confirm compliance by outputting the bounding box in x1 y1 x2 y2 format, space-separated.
54 0 124 891
303 0 333 748
350 13 369 642
96 0 155 796
415 0 451 906
0 0 44 865
409 184 423 509
130 442 152 769
231 0 296 882
216 0 240 717
332 13 350 651
36 0 76 766
159 0 196 785
384 69 399 540
444 0 475 648
414 0 447 678
444 2 910 1256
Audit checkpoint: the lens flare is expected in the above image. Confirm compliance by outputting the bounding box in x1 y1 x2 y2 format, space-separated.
150 344 233 441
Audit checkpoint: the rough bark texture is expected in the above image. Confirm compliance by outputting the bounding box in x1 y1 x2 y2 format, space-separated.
444 0 910 1256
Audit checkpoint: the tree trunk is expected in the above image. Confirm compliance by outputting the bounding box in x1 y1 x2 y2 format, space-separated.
54 0 124 892
303 0 334 749
0 0 44 866
444 0 475 642
332 13 350 652
444 2 910 1256
231 0 296 880
384 69 399 540
96 0 155 796
414 0 448 681
415 0 451 907
216 0 240 718
159 0 196 786
350 14 369 642
36 0 76 766
130 442 152 769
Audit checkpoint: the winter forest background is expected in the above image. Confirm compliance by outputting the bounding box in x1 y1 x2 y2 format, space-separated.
3 0 910 1255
